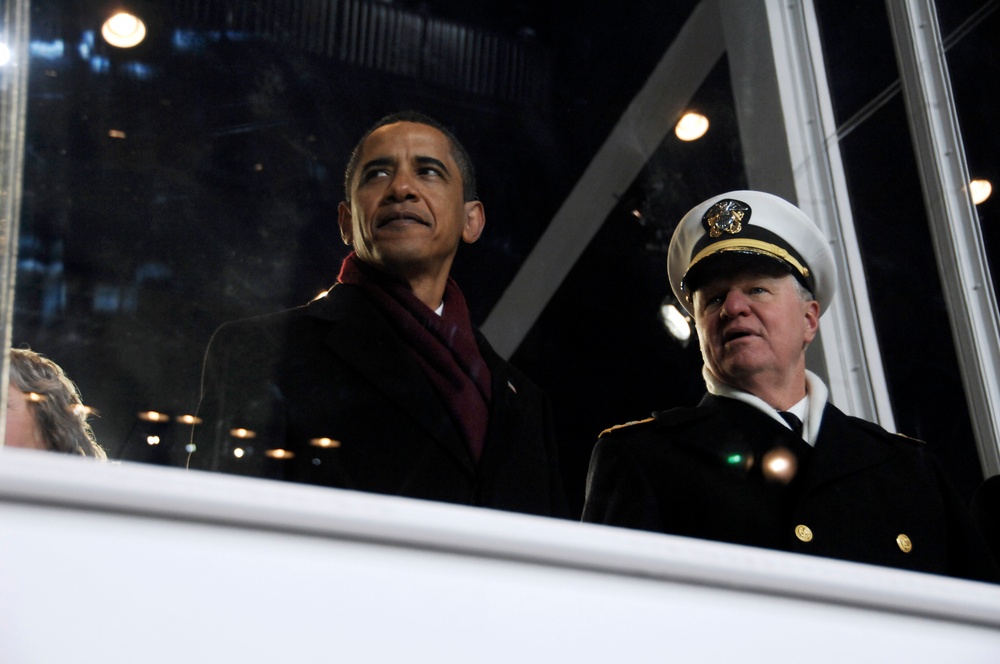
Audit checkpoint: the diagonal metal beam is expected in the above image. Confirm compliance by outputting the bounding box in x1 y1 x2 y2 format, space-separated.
482 0 725 358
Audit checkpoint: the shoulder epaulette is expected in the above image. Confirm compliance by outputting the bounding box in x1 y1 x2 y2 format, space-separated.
652 406 715 428
851 416 927 447
599 417 655 438
892 431 927 447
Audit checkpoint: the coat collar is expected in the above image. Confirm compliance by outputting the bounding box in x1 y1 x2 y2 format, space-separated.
798 403 898 494
655 395 898 491
306 285 476 475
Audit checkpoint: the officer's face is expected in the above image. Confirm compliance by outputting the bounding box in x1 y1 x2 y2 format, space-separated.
337 122 484 282
692 272 819 394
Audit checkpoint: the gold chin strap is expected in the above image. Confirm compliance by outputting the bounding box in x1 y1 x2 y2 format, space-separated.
687 238 811 281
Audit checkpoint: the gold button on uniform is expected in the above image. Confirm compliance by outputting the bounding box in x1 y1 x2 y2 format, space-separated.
795 524 813 542
896 534 913 553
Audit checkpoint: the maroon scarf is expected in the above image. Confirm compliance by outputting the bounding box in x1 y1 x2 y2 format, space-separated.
337 252 492 461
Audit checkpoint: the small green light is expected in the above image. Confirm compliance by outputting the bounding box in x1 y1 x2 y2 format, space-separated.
726 454 743 465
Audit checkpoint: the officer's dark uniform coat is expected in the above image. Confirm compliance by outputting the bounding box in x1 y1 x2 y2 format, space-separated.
583 394 998 582
188 284 568 518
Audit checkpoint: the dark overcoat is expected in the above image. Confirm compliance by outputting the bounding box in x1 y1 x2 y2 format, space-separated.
582 394 998 582
187 283 568 518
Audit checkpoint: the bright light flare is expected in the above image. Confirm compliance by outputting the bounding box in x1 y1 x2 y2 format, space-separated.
970 179 992 205
762 447 798 484
675 112 709 141
102 12 147 49
659 302 692 344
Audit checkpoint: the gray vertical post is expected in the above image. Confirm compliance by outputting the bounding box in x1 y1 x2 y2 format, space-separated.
0 0 32 443
886 0 1000 476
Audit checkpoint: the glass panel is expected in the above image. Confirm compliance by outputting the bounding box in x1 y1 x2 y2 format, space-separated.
513 56 746 514
7 0 996 583
12 0 713 494
813 1 987 497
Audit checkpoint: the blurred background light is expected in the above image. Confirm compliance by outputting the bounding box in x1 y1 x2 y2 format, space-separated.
102 12 147 49
660 298 693 347
970 178 992 205
674 112 709 141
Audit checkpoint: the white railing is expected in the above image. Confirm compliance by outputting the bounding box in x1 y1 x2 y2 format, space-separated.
2 449 998 663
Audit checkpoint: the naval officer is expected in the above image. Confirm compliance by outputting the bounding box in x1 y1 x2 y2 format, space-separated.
582 190 998 582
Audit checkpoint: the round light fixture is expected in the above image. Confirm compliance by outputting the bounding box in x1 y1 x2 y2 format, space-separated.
675 112 709 141
102 12 147 49
970 179 992 205
659 301 693 346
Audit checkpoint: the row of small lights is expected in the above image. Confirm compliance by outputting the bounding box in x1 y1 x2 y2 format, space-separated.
135 409 340 458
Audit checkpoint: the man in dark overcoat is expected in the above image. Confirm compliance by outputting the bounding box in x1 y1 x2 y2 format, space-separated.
185 112 567 518
582 190 997 581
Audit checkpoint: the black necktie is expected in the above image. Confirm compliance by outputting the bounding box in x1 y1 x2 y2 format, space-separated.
778 411 803 438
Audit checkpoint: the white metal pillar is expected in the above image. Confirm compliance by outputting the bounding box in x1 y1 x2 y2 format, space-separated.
0 0 32 442
721 0 895 427
886 0 1000 476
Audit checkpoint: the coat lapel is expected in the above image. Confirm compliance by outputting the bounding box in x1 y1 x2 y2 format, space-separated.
306 286 475 475
797 403 897 495
654 395 814 475
475 334 516 470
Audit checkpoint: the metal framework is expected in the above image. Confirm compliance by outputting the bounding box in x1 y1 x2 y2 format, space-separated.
0 0 31 440
886 0 1000 475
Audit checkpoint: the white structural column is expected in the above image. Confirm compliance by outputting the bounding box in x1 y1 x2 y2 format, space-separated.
886 0 1000 476
481 1 725 358
720 0 894 426
0 0 32 440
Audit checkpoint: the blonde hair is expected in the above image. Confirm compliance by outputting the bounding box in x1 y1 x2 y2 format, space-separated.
8 348 106 459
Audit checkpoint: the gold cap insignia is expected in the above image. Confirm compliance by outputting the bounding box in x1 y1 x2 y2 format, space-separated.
703 199 750 238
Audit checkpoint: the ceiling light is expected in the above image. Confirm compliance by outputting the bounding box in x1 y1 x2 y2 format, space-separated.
659 298 693 346
675 112 709 141
102 12 147 49
970 179 992 205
